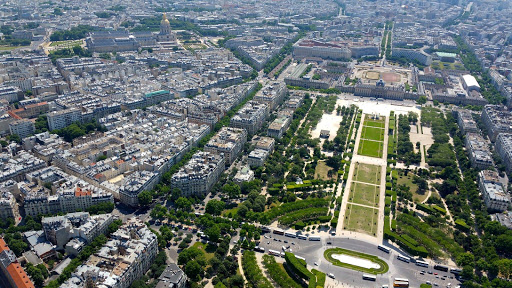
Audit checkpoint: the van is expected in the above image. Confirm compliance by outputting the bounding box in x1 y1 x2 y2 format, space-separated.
328 273 335 279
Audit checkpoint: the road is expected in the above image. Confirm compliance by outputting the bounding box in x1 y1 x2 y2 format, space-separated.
257 231 461 288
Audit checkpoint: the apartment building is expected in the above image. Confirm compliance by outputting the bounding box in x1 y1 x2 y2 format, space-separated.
119 171 160 206
248 149 270 167
0 86 20 103
9 119 35 139
254 81 287 111
495 133 512 173
47 108 82 131
0 191 20 223
230 101 269 135
42 212 113 249
478 170 510 212
481 105 512 141
0 238 34 288
156 263 187 288
465 133 493 169
455 109 478 134
171 151 225 196
204 127 247 166
62 219 158 288
267 115 291 139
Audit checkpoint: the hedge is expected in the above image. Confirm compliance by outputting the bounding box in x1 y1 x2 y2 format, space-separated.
432 205 447 215
264 198 329 223
455 219 470 231
312 269 326 288
285 252 317 288
416 203 436 214
383 229 428 258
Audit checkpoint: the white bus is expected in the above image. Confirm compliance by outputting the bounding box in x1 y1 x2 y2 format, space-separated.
415 260 429 268
296 255 306 261
450 268 462 274
285 232 297 238
378 245 391 253
309 236 321 241
362 274 377 281
397 255 410 263
297 235 308 240
254 246 265 253
394 278 409 283
269 249 281 256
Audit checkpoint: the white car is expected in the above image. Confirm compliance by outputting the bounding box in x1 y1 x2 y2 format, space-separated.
314 262 319 266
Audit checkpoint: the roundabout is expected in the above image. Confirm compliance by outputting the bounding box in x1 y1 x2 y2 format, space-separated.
324 247 389 274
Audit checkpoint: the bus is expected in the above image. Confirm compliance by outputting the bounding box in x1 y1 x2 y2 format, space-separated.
415 260 429 268
297 235 308 240
450 268 462 274
296 255 306 261
309 236 321 241
397 254 410 263
269 249 281 256
273 229 284 236
261 226 271 233
254 246 265 253
434 264 449 272
394 278 409 283
362 274 377 281
285 232 297 238
378 245 391 254
393 281 409 288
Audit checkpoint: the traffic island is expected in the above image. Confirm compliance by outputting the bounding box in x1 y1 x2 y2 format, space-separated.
324 247 389 274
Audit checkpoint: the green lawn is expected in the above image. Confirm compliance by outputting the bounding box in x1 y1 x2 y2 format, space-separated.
324 247 389 274
353 163 382 184
50 40 82 47
0 46 23 51
396 171 432 203
344 204 379 235
364 120 386 128
315 161 334 180
192 241 216 262
361 126 385 141
358 139 383 158
349 182 380 207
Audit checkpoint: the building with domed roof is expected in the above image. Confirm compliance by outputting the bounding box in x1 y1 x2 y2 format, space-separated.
86 14 176 53
157 13 177 43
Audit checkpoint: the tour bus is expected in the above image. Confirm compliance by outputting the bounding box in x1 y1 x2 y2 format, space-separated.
378 245 391 254
285 232 297 238
297 235 308 240
415 260 429 268
362 274 377 281
309 236 321 241
434 264 449 272
393 281 409 288
273 229 285 236
397 254 411 263
394 278 409 283
450 268 462 274
296 255 306 261
261 226 271 233
254 246 265 253
269 249 281 256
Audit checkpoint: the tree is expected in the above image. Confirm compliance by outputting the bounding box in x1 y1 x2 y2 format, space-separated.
185 260 203 281
457 252 475 267
175 197 192 211
137 191 152 206
416 95 427 105
206 224 221 243
205 199 225 215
